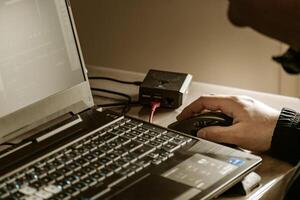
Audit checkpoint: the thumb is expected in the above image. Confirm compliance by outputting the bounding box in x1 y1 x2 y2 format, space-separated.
197 125 238 145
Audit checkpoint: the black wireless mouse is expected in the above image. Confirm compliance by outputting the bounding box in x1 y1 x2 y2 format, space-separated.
168 112 233 137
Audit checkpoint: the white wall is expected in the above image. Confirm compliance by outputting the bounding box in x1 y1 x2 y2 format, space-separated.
70 0 299 97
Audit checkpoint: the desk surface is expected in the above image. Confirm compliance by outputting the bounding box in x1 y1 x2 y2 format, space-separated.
88 65 300 200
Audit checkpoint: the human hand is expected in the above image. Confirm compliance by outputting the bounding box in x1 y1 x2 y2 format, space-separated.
227 0 300 51
177 95 280 152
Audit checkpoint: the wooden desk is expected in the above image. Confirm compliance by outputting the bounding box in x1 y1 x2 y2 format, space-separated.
88 65 300 200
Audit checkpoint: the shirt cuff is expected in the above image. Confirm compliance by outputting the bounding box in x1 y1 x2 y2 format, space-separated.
270 108 300 165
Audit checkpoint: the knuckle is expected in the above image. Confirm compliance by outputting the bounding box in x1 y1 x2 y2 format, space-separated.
228 95 254 108
240 95 255 102
196 97 202 102
185 105 196 115
228 95 240 103
197 96 206 101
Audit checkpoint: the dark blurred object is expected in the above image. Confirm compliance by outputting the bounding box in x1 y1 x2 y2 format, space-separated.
222 172 261 197
284 162 300 200
273 48 300 74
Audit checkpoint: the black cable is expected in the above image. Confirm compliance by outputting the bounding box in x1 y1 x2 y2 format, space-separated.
97 101 139 114
91 88 134 114
89 76 142 86
97 101 140 108
91 88 132 101
0 142 16 146
89 76 142 113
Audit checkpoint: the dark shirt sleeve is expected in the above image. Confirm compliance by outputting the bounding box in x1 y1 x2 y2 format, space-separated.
270 108 300 165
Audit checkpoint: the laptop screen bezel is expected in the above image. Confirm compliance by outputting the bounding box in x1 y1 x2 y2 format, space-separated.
0 0 94 144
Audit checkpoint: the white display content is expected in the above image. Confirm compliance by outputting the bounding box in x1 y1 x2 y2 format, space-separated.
0 0 84 118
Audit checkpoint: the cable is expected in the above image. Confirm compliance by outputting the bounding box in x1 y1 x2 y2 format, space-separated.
97 101 140 114
91 88 132 100
89 76 142 86
0 142 17 146
89 76 143 113
97 101 140 108
149 101 161 123
91 88 134 114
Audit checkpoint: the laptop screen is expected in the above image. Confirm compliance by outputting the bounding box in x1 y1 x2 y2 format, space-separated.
0 0 92 143
0 0 85 118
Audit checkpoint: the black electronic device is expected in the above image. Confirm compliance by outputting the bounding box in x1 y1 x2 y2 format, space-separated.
139 69 192 108
168 112 233 137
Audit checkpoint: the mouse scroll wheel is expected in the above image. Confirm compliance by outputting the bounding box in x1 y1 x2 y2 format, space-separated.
193 120 220 127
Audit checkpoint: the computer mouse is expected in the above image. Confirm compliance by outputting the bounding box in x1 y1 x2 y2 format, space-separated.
168 112 233 137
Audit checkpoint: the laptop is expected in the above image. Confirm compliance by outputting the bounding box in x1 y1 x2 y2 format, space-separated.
0 0 262 199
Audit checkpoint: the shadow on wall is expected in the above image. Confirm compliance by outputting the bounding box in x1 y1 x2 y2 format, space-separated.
71 0 282 94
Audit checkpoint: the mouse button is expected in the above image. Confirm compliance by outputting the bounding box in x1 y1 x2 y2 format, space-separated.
206 120 222 126
193 120 208 128
193 119 224 128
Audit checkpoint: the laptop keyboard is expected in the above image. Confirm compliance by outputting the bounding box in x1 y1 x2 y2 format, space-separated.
0 117 192 200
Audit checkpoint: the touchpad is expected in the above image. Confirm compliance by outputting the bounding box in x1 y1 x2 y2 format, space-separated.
110 174 199 200
162 154 238 190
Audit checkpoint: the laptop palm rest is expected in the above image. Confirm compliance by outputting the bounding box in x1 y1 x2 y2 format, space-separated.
110 174 197 200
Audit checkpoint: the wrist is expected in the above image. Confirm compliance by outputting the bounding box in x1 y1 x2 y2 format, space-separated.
270 108 300 165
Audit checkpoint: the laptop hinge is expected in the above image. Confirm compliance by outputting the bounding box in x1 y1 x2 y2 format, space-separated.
0 112 82 156
35 115 82 142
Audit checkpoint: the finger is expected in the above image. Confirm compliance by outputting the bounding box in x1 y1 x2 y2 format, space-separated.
197 125 239 145
177 95 240 121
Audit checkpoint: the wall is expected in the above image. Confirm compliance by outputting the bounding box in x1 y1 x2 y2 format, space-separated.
70 0 299 97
